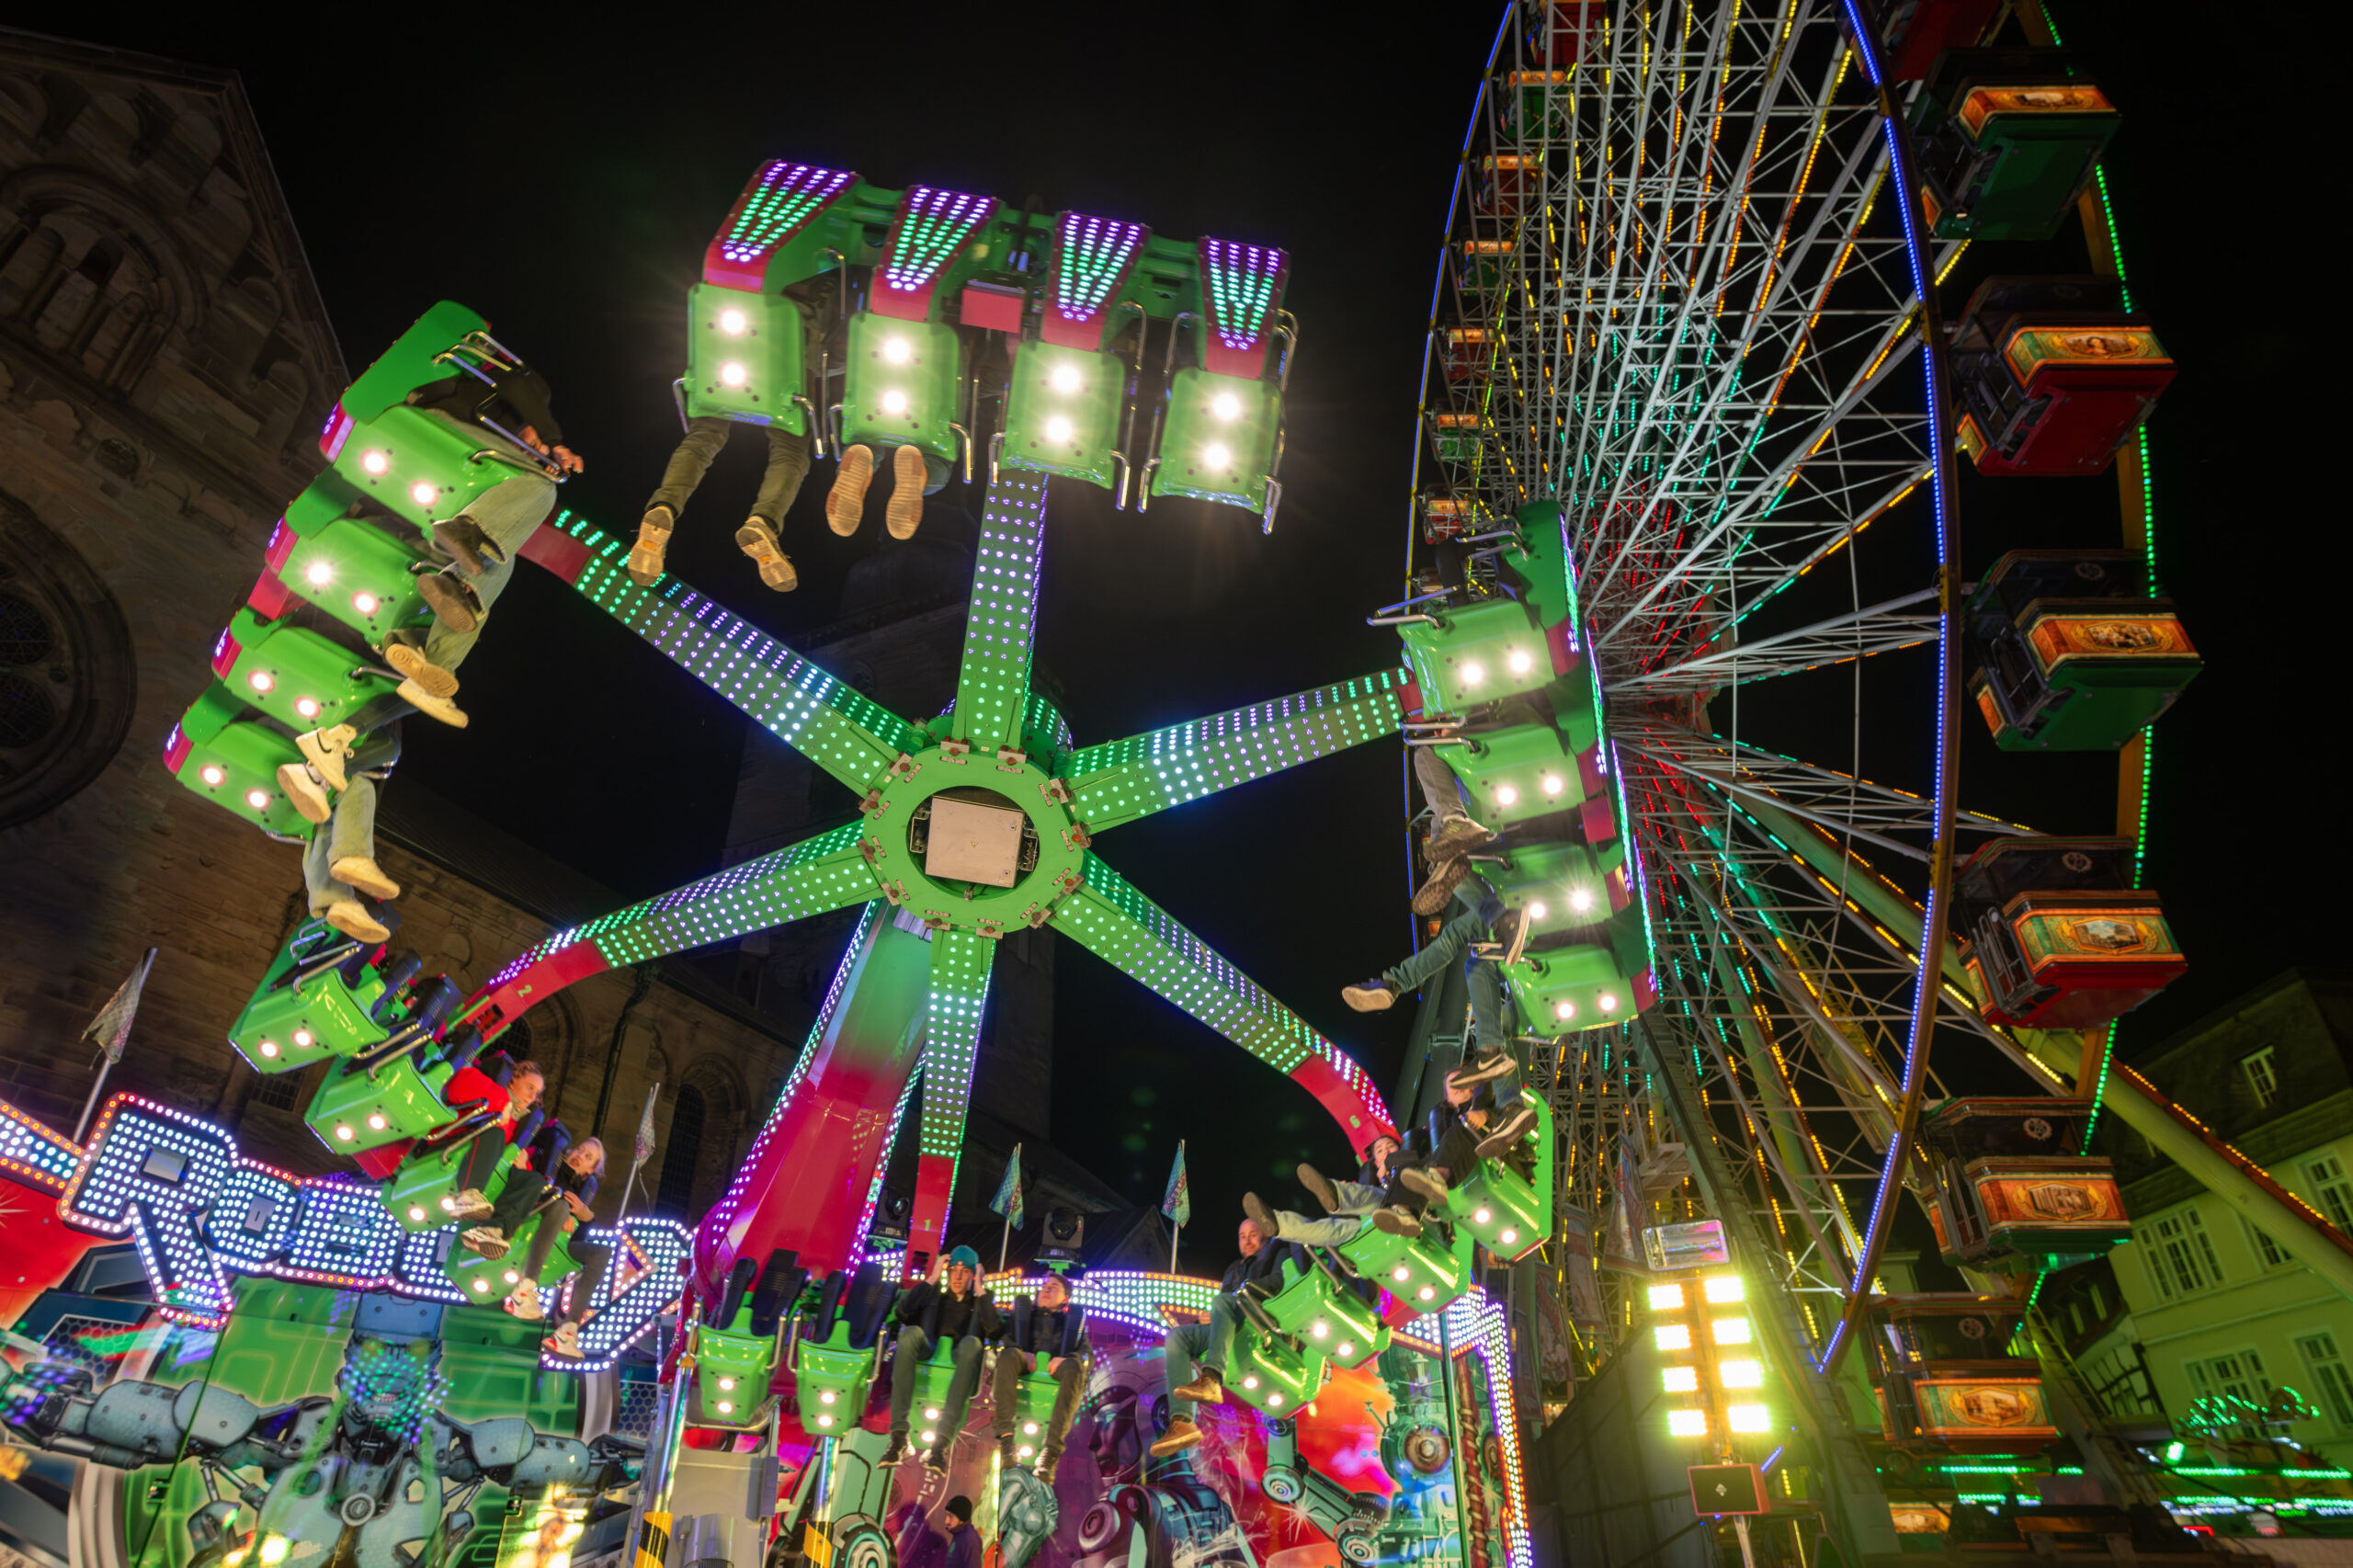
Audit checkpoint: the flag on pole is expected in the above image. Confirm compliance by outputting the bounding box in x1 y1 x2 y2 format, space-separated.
990 1143 1026 1231
632 1084 662 1172
1160 1141 1191 1228
82 949 156 1065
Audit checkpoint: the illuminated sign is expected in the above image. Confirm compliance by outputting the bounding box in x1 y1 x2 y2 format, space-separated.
13 1094 688 1369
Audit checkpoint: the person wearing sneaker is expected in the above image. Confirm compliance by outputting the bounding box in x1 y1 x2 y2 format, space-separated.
1247 1136 1423 1247
876 1247 1002 1471
1153 1217 1300 1457
441 1061 547 1222
293 721 409 945
465 1135 602 1267
1409 744 1497 915
1341 892 1519 1051
824 440 939 542
992 1273 1086 1475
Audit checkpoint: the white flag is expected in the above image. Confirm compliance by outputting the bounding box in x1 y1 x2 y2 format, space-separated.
83 949 157 1066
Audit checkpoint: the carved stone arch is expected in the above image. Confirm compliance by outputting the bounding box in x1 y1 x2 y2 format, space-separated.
0 492 137 833
663 1049 755 1219
0 165 207 344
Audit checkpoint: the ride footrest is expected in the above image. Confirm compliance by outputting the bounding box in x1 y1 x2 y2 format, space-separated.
384 1132 516 1233
1273 1257 1389 1370
1223 1328 1325 1415
999 342 1126 491
214 608 399 733
1004 1369 1067 1460
306 1053 464 1155
165 683 313 836
838 312 962 474
685 282 812 431
1504 906 1654 1036
1488 840 1631 937
267 509 435 647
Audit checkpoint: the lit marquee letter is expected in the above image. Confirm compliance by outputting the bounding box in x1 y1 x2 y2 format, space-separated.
395 1225 466 1303
279 1179 404 1286
202 1162 301 1270
62 1098 237 1324
567 1220 694 1368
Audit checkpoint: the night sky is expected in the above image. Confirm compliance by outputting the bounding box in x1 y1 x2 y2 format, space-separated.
59 5 2337 1261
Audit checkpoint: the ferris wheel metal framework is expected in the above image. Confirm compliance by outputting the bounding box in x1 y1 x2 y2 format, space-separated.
1398 1 2337 1502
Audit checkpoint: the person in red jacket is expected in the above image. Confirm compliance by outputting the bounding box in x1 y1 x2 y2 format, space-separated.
442 1060 546 1221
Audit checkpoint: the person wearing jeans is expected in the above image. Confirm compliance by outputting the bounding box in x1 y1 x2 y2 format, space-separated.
992 1274 1086 1474
1342 886 1517 1058
1154 1217 1295 1458
879 1247 1001 1471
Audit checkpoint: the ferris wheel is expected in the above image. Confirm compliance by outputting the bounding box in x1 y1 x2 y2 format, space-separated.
1409 0 2206 1437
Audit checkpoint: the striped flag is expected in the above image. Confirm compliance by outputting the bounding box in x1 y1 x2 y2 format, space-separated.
1160 1140 1191 1228
990 1143 1025 1231
82 949 157 1066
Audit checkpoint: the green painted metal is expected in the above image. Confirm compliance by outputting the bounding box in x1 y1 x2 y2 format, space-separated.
220 608 398 733
686 283 810 431
339 301 489 424
840 312 962 468
915 928 995 1189
1485 839 1627 938
1913 62 2119 243
304 1051 462 1154
170 683 312 835
1502 905 1648 1038
1150 368 1279 513
1255 1256 1393 1371
792 1321 878 1436
690 1323 780 1427
1223 1324 1326 1415
549 820 876 972
381 1132 514 1232
1063 670 1410 832
949 472 1048 756
998 342 1124 489
856 752 1083 933
333 401 547 533
1437 722 1587 824
276 515 432 646
1003 1369 1068 1458
1401 598 1552 714
1438 1096 1551 1261
227 927 392 1074
1334 1221 1472 1315
442 1207 581 1305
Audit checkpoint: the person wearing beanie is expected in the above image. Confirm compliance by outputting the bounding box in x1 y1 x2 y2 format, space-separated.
941 1495 980 1568
879 1246 1002 1471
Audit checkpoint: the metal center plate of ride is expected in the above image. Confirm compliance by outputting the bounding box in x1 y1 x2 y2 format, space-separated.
925 790 1026 887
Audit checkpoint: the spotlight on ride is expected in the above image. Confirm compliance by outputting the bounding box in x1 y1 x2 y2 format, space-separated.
1507 648 1535 676
881 390 908 415
883 337 912 364
1202 442 1232 469
1050 363 1082 394
360 450 390 475
720 361 747 388
720 309 747 335
305 561 334 586
1211 392 1241 421
1045 416 1074 443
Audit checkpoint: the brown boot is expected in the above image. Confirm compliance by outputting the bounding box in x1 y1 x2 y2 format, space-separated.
1149 1417 1203 1458
826 445 874 536
734 517 797 590
332 857 401 902
1412 856 1472 915
1171 1369 1225 1405
885 444 927 540
415 573 481 634
629 506 674 586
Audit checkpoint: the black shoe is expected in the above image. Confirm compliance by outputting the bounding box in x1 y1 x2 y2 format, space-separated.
415 572 482 633
1453 1052 1516 1088
1400 1167 1449 1205
432 517 503 576
1425 814 1495 860
1411 856 1473 916
879 1435 910 1468
1477 1106 1539 1160
1297 1164 1340 1213
925 1444 949 1473
1242 1191 1278 1239
1342 979 1396 1013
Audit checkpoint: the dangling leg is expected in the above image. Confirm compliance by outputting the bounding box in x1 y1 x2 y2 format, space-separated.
736 426 813 591
634 416 733 585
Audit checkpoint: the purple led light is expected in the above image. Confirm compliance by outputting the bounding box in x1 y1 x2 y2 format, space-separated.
720 163 856 264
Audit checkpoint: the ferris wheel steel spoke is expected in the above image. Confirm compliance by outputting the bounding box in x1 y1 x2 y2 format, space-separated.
530 510 921 793
1062 671 1412 833
1055 855 1393 1141
1609 587 1938 696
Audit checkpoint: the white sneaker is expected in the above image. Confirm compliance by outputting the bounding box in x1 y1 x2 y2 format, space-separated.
397 680 470 729
297 723 358 791
384 643 460 699
324 900 390 944
543 1321 582 1358
448 1188 494 1221
278 762 332 825
460 1225 510 1259
331 857 401 902
505 1278 545 1321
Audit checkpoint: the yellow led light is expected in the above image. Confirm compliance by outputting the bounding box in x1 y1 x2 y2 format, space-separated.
1705 1275 1745 1303
1654 1324 1691 1351
1713 1317 1752 1345
1662 1366 1699 1392
1728 1403 1770 1433
1648 1283 1686 1311
1667 1409 1709 1437
1719 1359 1764 1389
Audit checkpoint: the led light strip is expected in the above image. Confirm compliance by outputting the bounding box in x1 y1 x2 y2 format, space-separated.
720 162 856 266
881 187 995 296
1051 213 1147 326
1200 238 1285 352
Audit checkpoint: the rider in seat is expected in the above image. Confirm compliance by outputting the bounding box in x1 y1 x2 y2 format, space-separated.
383 359 584 725
1154 1215 1300 1457
992 1272 1086 1475
443 1059 548 1221
879 1246 1001 1472
288 723 404 945
461 1134 602 1286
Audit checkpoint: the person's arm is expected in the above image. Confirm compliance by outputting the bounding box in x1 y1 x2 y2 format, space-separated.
564 1172 599 1221
489 365 563 448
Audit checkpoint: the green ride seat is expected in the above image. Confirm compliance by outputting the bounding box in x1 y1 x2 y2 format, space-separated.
997 341 1126 491
1505 906 1652 1036
338 300 492 425
1335 1221 1472 1318
1148 368 1280 520
329 401 552 535
1257 1256 1389 1370
1003 1367 1069 1461
792 1320 878 1437
382 1120 517 1232
442 1208 580 1309
908 1337 969 1453
691 1323 779 1426
305 1051 463 1157
685 283 813 433
214 608 398 733
267 511 433 648
227 923 392 1074
1967 550 2200 752
1222 1324 1325 1416
1488 840 1630 937
1438 721 1590 826
837 312 963 479
165 682 313 836
1400 598 1552 714
1440 1098 1552 1262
